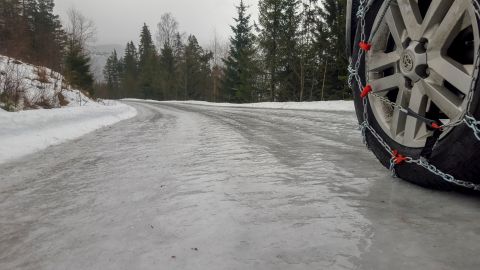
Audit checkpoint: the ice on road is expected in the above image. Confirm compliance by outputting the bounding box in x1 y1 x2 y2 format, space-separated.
0 102 137 164
1 101 479 270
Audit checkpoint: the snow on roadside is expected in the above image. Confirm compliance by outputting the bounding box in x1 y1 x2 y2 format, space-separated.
124 99 355 112
0 102 137 164
0 55 93 110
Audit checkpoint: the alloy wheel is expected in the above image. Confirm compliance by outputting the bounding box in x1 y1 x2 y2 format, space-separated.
366 0 479 148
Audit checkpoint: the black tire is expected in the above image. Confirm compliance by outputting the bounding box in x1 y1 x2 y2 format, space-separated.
351 0 480 192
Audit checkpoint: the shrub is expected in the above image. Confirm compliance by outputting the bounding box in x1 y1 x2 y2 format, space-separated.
35 67 50 83
0 61 26 110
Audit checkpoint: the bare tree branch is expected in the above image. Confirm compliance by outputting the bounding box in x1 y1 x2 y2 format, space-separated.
65 8 97 50
156 13 179 49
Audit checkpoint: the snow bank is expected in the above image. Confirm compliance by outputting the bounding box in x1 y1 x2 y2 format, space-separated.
0 55 92 110
0 102 137 164
125 99 355 112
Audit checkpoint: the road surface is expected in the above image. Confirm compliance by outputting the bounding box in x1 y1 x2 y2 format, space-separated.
1 101 479 270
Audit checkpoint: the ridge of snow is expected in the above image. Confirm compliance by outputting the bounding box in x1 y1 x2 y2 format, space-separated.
0 101 137 164
124 99 355 112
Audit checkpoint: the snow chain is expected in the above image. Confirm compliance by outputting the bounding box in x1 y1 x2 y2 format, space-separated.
349 0 480 191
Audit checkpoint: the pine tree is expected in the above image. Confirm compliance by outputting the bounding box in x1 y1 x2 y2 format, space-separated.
0 0 65 71
223 0 258 103
258 0 302 101
277 0 301 101
159 44 176 100
32 0 65 71
258 0 282 101
317 0 348 100
64 40 94 95
182 35 213 100
121 41 139 98
172 33 185 100
299 0 320 101
138 23 159 99
103 50 121 98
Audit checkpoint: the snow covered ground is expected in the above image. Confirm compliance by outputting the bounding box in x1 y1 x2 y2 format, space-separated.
0 55 91 110
124 99 355 112
0 55 138 163
0 102 136 164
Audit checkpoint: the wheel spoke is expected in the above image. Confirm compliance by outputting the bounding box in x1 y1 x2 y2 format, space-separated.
370 73 404 93
395 0 422 39
403 84 428 145
368 51 400 72
428 0 469 50
390 85 408 137
421 80 463 119
418 0 453 38
429 55 472 95
385 6 407 50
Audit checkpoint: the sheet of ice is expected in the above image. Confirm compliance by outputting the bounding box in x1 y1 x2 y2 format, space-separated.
0 102 137 164
124 99 355 112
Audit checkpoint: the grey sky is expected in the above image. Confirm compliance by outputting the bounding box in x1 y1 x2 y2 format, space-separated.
54 0 259 47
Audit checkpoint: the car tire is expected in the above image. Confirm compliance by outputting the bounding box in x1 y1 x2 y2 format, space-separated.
351 0 480 191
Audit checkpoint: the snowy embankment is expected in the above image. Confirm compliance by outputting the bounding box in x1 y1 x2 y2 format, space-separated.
0 55 92 110
0 101 136 164
0 55 137 163
125 99 355 112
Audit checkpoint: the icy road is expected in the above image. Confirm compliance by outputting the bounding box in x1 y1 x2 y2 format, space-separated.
1 101 480 270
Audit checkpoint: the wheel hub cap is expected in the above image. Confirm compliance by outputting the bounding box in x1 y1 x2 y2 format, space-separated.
399 41 427 83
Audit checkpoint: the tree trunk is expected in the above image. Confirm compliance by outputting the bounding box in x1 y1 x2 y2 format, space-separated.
321 62 327 101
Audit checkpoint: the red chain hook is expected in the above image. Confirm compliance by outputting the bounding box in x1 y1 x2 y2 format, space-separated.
430 122 443 130
359 41 372 51
360 85 373 98
392 150 408 165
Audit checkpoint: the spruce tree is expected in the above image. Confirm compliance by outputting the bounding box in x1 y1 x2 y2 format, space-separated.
64 40 94 95
103 50 121 98
159 44 176 100
0 0 65 71
258 0 284 101
182 35 213 100
138 23 159 99
277 0 301 101
32 0 65 71
223 0 258 103
318 0 348 100
299 0 320 101
121 41 139 98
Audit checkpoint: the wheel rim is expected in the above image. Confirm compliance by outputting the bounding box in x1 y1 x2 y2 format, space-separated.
366 0 480 148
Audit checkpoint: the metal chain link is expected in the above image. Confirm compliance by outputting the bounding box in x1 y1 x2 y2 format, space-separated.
465 115 480 140
406 158 480 190
349 0 480 190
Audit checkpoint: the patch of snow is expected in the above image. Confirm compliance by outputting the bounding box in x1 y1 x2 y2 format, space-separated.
0 55 93 110
0 102 137 164
124 99 355 112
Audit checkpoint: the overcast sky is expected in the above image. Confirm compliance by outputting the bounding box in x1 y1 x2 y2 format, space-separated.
54 0 259 47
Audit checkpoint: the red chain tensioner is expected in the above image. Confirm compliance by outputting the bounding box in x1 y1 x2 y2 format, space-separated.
392 150 408 165
430 122 443 130
360 85 373 98
359 41 372 51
